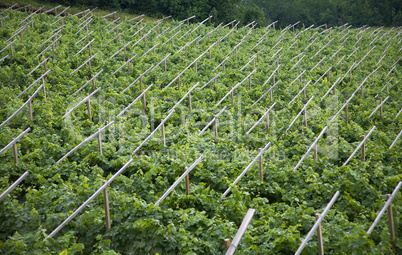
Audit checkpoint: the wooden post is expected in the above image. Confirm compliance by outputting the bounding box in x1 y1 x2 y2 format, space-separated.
380 97 383 118
259 148 263 181
314 137 318 161
52 44 55 60
87 94 92 121
345 100 348 123
97 128 103 154
103 180 111 232
304 108 307 127
362 135 365 162
333 83 336 95
361 84 364 98
214 73 217 85
178 75 181 90
266 111 269 134
270 86 273 102
349 69 352 82
253 58 255 70
142 93 147 115
128 58 131 72
28 96 33 121
214 116 218 140
139 77 143 90
316 213 324 255
12 138 18 164
10 44 14 56
20 31 23 43
249 76 251 89
303 87 306 102
185 45 187 59
188 92 192 111
328 70 330 83
231 87 234 106
386 194 396 251
223 61 226 72
235 48 237 60
164 58 167 72
42 78 46 99
161 123 166 146
224 239 231 252
195 60 198 73
185 167 190 195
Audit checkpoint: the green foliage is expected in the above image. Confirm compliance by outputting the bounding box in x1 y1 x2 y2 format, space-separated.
0 8 401 255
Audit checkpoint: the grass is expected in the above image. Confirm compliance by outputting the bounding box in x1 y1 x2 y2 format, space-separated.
0 0 158 22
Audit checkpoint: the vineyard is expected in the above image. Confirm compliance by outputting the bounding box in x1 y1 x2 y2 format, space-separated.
0 5 402 255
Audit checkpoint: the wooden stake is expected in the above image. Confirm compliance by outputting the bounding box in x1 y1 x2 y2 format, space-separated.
42 78 46 99
345 100 348 123
314 137 318 160
103 180 111 232
214 116 218 140
349 69 352 82
139 77 143 90
195 60 198 73
235 48 237 60
164 59 167 72
362 135 365 162
386 194 396 251
266 111 269 134
185 167 190 195
231 87 234 106
185 45 187 59
87 93 92 121
10 44 13 56
223 61 226 72
328 70 330 83
248 76 251 89
304 108 307 127
270 86 273 102
142 93 147 115
12 138 18 164
303 87 306 102
259 148 263 181
224 238 230 252
161 123 166 146
97 128 103 154
20 31 23 43
214 73 217 85
316 213 324 255
28 96 33 121
188 92 192 111
380 97 383 118
178 75 180 90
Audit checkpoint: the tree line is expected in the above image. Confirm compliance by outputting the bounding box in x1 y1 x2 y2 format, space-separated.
47 0 402 27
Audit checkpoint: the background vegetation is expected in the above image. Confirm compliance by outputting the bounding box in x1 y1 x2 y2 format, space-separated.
28 0 402 27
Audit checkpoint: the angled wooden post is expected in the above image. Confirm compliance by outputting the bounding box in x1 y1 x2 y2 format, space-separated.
314 137 318 161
